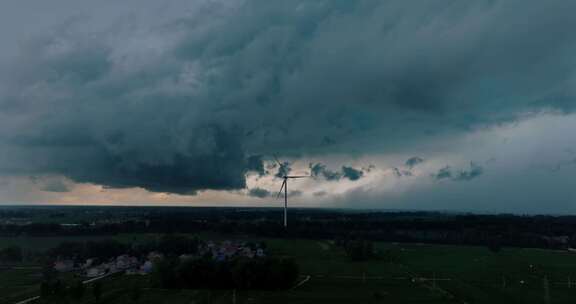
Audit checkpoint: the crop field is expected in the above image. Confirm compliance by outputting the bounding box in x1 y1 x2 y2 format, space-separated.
2 235 576 303
377 243 576 303
0 267 42 303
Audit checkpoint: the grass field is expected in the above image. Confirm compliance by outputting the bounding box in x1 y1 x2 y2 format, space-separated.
0 267 42 304
2 235 576 303
376 243 576 303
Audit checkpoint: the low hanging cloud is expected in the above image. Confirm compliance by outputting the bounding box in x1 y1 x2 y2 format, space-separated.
39 178 71 193
309 163 365 181
432 162 484 182
552 157 576 172
405 157 424 169
1 0 576 194
393 156 425 177
433 166 454 181
454 162 484 181
289 190 303 198
313 190 328 197
248 187 271 198
28 176 72 193
309 163 342 181
248 187 300 199
42 181 70 193
393 167 413 178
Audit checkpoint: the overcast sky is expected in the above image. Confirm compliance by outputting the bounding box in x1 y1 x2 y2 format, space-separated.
0 0 575 214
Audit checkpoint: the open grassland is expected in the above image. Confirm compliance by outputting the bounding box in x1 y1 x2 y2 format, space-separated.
2 235 576 303
376 243 576 303
0 267 42 304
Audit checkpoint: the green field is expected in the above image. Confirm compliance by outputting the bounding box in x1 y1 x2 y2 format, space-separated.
0 267 42 303
2 235 576 303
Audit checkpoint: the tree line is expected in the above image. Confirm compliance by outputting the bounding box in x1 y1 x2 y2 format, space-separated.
151 255 299 290
4 208 576 250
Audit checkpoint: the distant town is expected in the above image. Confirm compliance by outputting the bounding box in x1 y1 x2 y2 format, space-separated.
52 239 267 278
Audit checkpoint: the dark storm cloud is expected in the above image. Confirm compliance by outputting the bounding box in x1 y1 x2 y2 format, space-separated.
342 166 364 181
454 163 484 181
393 167 413 178
275 162 292 178
309 163 324 177
433 166 453 181
432 163 484 182
29 176 71 192
246 155 266 176
1 0 576 193
309 162 366 181
391 157 423 178
248 187 271 198
289 190 303 198
309 163 342 181
323 170 342 181
405 157 424 169
313 190 327 197
40 180 71 193
249 188 301 198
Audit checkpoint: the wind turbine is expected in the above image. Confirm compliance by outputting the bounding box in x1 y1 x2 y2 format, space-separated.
274 156 309 229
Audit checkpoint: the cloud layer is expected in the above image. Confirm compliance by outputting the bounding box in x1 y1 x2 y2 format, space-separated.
1 0 576 194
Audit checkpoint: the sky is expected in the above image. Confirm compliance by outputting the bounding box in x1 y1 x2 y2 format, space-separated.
0 0 576 214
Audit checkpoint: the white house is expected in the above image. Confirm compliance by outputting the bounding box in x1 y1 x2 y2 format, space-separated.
140 260 153 274
54 260 74 272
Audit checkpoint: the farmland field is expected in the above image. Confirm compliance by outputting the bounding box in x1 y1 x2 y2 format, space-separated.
2 235 576 303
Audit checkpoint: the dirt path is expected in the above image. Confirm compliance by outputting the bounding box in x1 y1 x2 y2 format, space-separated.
14 271 121 304
14 296 39 304
292 275 311 290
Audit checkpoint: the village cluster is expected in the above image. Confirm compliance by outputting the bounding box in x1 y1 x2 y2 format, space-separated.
53 240 267 278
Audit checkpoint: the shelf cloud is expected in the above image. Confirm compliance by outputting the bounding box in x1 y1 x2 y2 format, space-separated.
1 0 576 196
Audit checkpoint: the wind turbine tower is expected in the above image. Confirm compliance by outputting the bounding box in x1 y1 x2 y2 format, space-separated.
274 156 308 228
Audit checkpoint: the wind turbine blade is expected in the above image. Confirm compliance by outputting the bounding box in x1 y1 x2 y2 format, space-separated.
272 154 283 168
276 179 286 199
287 175 310 178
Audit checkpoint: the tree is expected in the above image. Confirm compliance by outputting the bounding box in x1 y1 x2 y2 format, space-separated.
343 240 374 261
70 280 85 300
381 249 400 264
49 242 84 259
93 281 103 302
0 246 23 263
40 263 62 301
129 281 142 302
231 258 257 289
87 240 127 260
279 257 299 288
158 234 200 256
40 279 67 303
488 237 502 253
150 258 178 288
148 255 300 291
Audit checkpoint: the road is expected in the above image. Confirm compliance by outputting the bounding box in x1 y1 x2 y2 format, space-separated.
292 275 311 289
14 270 121 304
